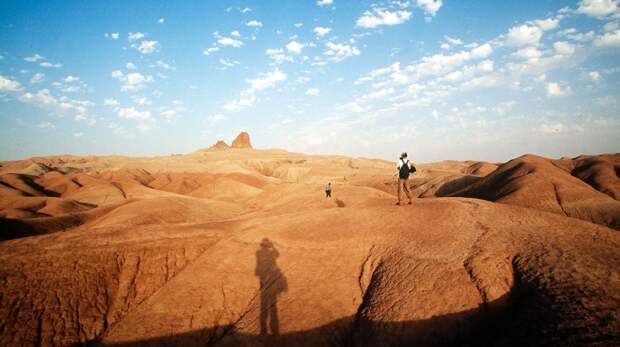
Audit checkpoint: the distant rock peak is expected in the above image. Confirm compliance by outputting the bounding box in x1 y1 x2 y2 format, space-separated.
207 132 252 151
231 131 252 149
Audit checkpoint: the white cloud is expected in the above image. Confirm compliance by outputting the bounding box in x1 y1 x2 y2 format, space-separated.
154 60 176 70
554 41 576 55
286 40 306 54
132 40 159 54
24 54 45 62
128 32 145 41
219 58 240 67
40 62 62 68
0 75 23 91
444 36 463 45
207 113 226 124
103 98 119 107
224 94 256 112
536 122 583 134
161 110 177 121
30 73 45 84
247 20 263 27
314 26 332 37
417 0 443 16
295 23 304 28
265 48 293 64
513 46 543 60
595 95 617 107
126 73 152 86
317 0 333 6
594 29 620 46
246 69 287 93
73 132 83 137
225 69 287 111
203 47 220 56
117 107 151 120
20 89 57 107
158 18 165 24
506 24 543 46
37 121 55 129
577 0 619 18
589 70 602 81
64 75 80 83
105 32 120 40
356 8 412 28
306 88 320 96
546 82 572 97
214 31 244 48
324 42 361 62
534 18 560 31
231 30 241 37
126 62 137 70
338 101 368 113
112 71 153 92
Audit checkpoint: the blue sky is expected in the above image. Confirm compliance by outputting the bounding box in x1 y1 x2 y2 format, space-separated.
1 0 619 162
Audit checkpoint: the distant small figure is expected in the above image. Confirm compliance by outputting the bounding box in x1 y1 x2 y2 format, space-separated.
325 182 332 198
396 152 415 205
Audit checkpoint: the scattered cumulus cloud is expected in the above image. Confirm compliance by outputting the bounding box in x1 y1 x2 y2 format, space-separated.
207 114 226 124
506 24 543 46
117 107 151 120
324 42 361 62
416 0 443 16
577 0 619 18
317 0 333 7
30 73 45 84
225 69 287 111
546 82 572 97
356 8 412 28
103 98 120 107
314 26 332 37
247 20 263 28
203 47 220 56
158 18 165 24
306 88 320 95
132 40 159 54
24 54 45 62
286 40 306 54
217 35 244 47
37 121 55 129
0 75 23 91
128 32 145 41
105 32 120 40
594 29 620 47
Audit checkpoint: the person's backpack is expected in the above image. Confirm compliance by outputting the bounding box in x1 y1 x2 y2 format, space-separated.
399 159 410 179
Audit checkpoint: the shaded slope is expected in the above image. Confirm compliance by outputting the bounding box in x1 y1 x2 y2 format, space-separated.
448 155 620 229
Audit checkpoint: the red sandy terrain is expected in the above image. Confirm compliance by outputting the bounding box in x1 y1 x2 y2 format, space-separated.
1 133 619 346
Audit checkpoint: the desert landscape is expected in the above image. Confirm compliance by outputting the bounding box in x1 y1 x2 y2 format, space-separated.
2 1 620 346
1 132 619 346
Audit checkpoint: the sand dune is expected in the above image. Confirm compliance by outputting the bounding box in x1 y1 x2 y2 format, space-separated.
1 133 619 346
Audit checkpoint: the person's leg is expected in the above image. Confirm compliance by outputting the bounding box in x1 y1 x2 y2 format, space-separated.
270 301 279 335
403 178 412 203
397 179 402 204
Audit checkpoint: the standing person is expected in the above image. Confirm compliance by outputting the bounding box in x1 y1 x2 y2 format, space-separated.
325 182 332 198
396 152 413 205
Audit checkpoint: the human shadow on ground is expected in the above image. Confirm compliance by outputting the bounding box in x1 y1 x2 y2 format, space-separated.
255 238 287 337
